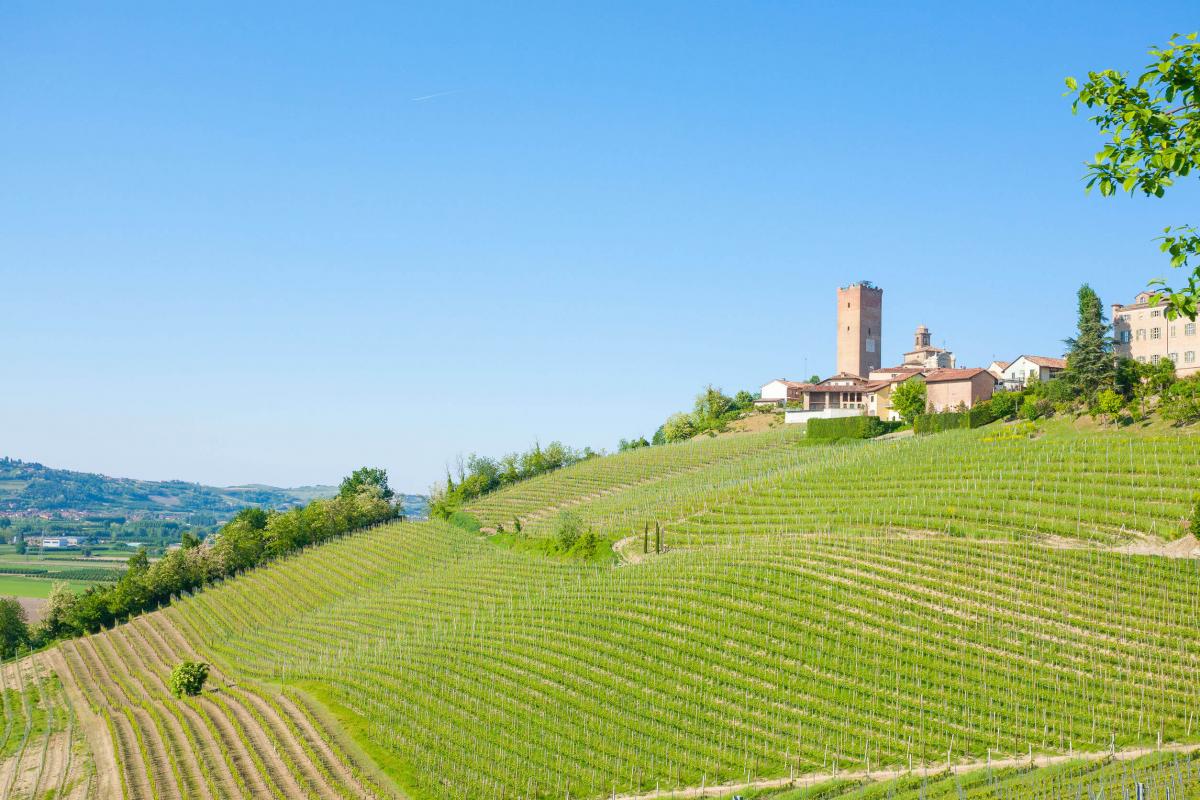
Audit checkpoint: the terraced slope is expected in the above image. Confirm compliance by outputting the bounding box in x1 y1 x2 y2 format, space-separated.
49 612 395 800
465 426 806 529
164 519 1200 799
0 653 93 799
496 425 1200 548
21 420 1200 800
724 747 1200 799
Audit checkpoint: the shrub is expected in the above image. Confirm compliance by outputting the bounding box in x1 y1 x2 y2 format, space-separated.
168 661 209 698
555 510 583 550
1020 396 1054 421
807 416 900 440
1161 376 1200 424
989 391 1020 420
1191 499 1200 538
1094 389 1124 423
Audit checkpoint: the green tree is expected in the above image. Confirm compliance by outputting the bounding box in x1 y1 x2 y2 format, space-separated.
1160 375 1200 423
554 510 583 551
989 390 1020 420
1064 284 1114 400
1094 388 1124 425
339 467 394 501
168 661 209 697
808 374 821 384
661 412 696 443
889 380 927 424
693 385 734 423
0 597 29 659
1068 34 1200 319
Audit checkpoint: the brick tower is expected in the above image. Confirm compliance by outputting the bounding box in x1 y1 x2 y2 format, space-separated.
836 281 882 377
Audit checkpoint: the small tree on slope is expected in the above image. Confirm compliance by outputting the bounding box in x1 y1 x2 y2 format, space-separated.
169 661 209 698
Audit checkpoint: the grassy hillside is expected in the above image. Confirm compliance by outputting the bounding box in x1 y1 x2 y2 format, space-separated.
15 419 1200 799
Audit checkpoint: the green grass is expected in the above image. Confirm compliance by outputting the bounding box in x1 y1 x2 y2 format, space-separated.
0 575 100 598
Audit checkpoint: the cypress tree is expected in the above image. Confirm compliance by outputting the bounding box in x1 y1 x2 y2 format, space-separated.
643 523 648 554
655 521 661 554
1064 284 1114 400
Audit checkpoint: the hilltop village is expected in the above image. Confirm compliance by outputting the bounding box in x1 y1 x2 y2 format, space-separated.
757 281 1068 423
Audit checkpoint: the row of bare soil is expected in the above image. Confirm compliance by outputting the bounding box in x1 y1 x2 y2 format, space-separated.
50 610 392 800
0 651 95 800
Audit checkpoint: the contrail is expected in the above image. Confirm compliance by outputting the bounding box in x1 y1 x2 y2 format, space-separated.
410 90 462 102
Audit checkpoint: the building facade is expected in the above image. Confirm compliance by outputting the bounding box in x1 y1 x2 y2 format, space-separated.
999 355 1066 390
924 368 997 411
836 282 882 378
1112 292 1200 377
901 325 955 369
757 379 808 406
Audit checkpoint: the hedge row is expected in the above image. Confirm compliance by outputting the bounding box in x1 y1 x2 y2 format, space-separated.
915 401 1006 435
807 416 901 440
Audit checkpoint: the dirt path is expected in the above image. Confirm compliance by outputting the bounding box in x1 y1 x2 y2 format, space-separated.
47 646 120 800
610 742 1200 800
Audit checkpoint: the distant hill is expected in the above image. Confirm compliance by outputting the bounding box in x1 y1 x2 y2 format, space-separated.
0 458 427 521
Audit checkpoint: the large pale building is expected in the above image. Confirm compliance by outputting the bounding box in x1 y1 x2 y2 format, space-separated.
836 281 882 378
1112 292 1200 377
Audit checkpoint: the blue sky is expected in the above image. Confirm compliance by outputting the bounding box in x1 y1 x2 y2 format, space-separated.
2 2 1198 492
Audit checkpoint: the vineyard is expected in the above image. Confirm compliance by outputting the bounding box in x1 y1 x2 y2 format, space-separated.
7 419 1200 799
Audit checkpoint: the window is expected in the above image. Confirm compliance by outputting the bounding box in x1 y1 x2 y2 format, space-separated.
1152 354 1161 365
1187 323 1196 336
1152 327 1162 340
1152 309 1161 317
1119 330 1131 343
1137 356 1147 363
1136 329 1147 340
1187 351 1196 363
1168 353 1178 363
865 338 875 353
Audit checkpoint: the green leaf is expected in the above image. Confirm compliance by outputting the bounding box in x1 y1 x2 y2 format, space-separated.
1065 76 1078 91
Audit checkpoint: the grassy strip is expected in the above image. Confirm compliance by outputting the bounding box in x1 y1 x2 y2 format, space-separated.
287 682 409 799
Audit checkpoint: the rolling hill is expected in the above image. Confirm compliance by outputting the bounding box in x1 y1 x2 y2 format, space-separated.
4 419 1200 799
0 458 428 522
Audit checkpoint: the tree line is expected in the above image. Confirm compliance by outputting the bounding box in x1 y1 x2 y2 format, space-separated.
430 441 599 519
0 467 400 658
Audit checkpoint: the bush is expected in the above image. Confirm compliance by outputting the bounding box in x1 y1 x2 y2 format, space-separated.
807 416 900 440
989 390 1020 420
1191 499 1200 538
168 661 209 698
1020 396 1053 421
914 412 967 435
555 510 583 550
1161 376 1200 424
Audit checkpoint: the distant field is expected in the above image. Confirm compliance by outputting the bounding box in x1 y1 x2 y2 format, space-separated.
0 574 99 598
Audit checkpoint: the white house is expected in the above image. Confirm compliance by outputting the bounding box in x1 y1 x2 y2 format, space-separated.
1000 355 1067 390
757 379 809 407
41 536 81 549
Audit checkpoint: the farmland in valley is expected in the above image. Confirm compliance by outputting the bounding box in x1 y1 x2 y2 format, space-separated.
5 419 1200 799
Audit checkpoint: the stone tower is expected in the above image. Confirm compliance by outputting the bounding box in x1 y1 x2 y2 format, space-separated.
836 281 882 377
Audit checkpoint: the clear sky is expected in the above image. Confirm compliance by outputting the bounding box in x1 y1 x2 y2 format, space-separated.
2 2 1198 492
